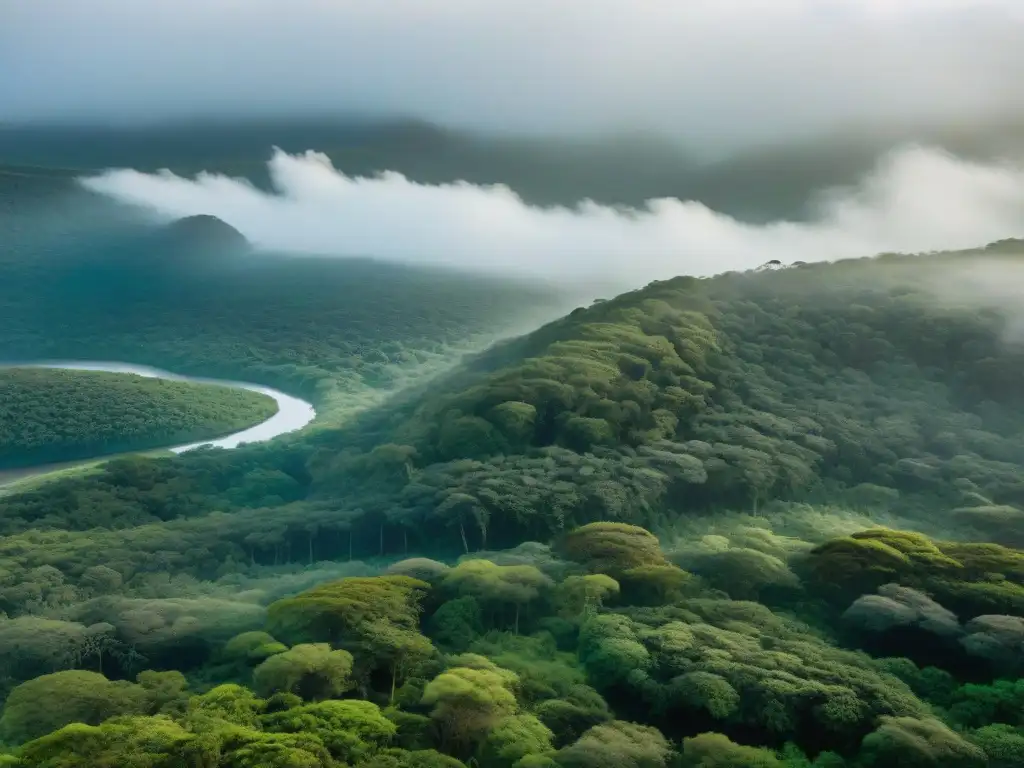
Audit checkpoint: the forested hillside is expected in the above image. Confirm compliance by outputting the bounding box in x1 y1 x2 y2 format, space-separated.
0 202 568 422
0 368 277 468
5 243 1024 765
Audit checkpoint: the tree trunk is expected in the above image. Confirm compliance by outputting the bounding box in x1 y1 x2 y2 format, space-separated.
403 529 408 554
514 604 520 635
459 522 469 554
308 534 314 565
390 664 397 704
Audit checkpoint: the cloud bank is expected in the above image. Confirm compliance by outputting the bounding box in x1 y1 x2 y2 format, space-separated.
3 1 1024 153
81 147 1024 290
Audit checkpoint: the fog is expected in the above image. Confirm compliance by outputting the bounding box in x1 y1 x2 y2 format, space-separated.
3 1 1024 155
81 146 1024 290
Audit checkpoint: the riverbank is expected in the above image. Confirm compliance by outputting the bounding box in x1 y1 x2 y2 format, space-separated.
0 360 316 488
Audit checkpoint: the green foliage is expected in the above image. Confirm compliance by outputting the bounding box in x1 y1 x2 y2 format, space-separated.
480 713 554 768
671 672 741 720
266 575 429 656
680 732 781 768
444 560 553 633
421 662 519 751
967 724 1024 768
225 631 289 665
857 717 986 768
14 238 1024 765
561 523 668 577
467 632 587 706
534 688 613 747
260 699 396 763
252 643 354 700
188 683 263 727
556 575 620 618
429 597 485 652
363 749 469 768
802 529 1024 622
579 600 928 750
387 558 452 583
17 715 196 768
689 548 799 601
0 670 150 743
555 721 672 768
0 367 277 469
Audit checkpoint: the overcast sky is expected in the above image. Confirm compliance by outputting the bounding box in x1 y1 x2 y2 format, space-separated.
3 0 1024 153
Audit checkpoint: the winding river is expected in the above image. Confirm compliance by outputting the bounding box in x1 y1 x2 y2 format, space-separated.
0 360 316 486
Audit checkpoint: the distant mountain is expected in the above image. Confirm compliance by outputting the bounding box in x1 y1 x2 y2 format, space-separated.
157 215 249 253
2 116 1023 221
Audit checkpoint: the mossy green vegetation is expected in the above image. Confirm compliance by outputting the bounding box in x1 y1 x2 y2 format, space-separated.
0 368 278 469
6 242 1024 764
4 520 1024 766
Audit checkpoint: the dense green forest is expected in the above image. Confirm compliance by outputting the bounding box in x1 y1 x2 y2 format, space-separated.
5 239 1024 765
0 368 278 469
0 205 569 423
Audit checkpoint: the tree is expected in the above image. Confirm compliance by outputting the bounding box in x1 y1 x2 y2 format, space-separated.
480 713 555 768
560 523 668 577
0 670 150 743
359 619 436 704
428 597 485 652
535 687 613 748
578 615 651 687
679 732 781 768
858 717 986 768
224 631 288 666
387 558 451 583
252 643 355 700
261 699 396 764
689 548 799 600
556 575 620 618
488 401 538 447
444 560 552 633
266 575 430 686
670 672 740 719
618 564 691 605
17 716 198 767
556 721 672 768
968 724 1024 768
421 661 519 752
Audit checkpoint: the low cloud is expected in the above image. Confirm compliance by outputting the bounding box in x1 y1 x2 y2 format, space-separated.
80 146 1024 291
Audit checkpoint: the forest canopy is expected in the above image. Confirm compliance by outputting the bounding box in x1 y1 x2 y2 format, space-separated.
0 367 278 469
4 241 1024 765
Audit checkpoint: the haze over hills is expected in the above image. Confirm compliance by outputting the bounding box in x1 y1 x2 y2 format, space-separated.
5 117 1024 220
5 232 1024 763
6 2 1024 766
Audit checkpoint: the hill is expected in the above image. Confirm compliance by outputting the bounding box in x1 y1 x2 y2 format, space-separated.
0 205 568 420
6 244 1024 765
0 367 277 468
4 240 1024 548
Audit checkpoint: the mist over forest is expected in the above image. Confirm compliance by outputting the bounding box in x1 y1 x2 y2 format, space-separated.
4 2 1024 767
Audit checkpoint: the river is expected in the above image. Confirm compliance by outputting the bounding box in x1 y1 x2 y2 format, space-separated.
0 360 316 486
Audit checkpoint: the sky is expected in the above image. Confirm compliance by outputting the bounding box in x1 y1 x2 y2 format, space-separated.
3 0 1024 154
